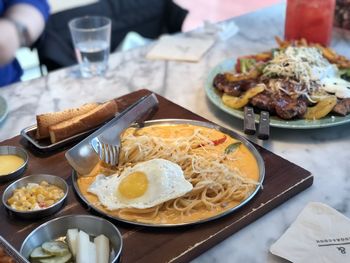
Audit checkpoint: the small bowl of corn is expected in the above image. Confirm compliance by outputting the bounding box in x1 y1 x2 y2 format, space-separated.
2 174 68 219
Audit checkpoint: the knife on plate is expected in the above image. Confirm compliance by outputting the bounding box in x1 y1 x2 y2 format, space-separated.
65 93 159 175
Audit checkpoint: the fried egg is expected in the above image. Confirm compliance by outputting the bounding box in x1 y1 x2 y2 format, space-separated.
88 159 193 210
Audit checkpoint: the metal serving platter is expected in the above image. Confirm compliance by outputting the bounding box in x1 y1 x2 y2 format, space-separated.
21 124 99 152
71 119 265 227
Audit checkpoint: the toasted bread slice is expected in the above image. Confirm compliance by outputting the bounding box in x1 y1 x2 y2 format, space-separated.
49 100 118 144
36 103 99 139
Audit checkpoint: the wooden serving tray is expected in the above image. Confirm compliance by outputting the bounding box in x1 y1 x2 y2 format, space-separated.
0 89 313 263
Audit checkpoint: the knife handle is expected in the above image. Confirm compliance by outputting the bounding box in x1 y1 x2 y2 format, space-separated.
244 107 256 135
258 111 270 140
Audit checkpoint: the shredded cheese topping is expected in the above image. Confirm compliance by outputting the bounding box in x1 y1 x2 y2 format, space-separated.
263 47 337 91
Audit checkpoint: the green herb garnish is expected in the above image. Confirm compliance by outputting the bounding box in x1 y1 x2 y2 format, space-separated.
271 48 280 58
240 58 256 73
340 68 350 82
224 142 241 154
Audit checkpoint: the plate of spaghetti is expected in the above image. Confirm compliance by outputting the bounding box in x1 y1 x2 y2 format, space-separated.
72 119 264 227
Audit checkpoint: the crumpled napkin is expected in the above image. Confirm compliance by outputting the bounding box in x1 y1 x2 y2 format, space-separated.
270 202 350 263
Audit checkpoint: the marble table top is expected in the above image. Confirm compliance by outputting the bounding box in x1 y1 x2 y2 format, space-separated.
1 2 350 263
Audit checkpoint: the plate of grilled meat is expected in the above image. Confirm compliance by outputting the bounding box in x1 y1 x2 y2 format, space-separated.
206 37 350 129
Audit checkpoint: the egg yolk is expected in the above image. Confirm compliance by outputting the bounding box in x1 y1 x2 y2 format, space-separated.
118 171 148 199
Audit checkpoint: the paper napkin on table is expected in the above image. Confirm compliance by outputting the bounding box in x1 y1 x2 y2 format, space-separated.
270 202 350 263
146 35 215 62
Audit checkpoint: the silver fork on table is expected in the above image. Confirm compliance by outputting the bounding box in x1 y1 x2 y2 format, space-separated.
90 93 159 166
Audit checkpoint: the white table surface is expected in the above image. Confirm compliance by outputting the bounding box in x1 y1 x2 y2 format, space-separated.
1 3 350 263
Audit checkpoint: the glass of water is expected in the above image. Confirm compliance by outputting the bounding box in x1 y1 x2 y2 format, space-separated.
69 16 111 77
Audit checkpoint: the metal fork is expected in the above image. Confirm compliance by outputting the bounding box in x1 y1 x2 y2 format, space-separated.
90 93 159 166
90 138 120 166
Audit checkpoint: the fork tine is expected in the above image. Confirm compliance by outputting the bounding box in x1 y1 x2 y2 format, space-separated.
99 142 105 162
109 145 115 166
103 145 108 164
115 145 119 165
91 136 119 166
108 144 113 165
112 145 118 165
105 143 110 165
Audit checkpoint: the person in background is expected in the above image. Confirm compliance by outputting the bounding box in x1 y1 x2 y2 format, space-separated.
0 0 49 87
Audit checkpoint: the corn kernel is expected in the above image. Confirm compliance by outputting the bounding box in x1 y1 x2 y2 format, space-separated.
46 200 54 206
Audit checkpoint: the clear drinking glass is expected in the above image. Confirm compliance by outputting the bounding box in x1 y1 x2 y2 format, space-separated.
69 16 111 77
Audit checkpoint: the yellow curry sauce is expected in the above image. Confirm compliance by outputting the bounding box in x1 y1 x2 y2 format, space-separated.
0 155 24 175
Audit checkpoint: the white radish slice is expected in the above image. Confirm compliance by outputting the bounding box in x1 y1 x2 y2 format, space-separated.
94 234 110 263
76 230 90 263
90 241 97 263
66 228 79 258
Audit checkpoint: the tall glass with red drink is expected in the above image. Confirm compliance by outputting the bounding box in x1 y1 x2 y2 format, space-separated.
285 0 335 46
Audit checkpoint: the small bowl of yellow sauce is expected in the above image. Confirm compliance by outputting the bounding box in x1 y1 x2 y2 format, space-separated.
0 146 28 183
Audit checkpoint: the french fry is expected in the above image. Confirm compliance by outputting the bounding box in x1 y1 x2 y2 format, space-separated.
320 47 350 69
275 36 287 48
254 52 273 61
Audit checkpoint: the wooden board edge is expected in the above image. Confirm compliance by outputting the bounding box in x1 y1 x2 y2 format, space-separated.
170 174 314 263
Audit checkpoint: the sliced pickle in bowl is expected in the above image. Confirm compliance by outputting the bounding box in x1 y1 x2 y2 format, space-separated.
36 253 72 263
30 247 52 259
41 241 69 256
30 240 71 263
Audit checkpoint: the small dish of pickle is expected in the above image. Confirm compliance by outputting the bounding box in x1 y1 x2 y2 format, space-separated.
2 174 68 219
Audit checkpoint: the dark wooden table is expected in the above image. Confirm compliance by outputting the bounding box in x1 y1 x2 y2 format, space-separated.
0 89 312 263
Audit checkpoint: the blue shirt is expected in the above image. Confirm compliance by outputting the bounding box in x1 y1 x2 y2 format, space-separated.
0 0 49 87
